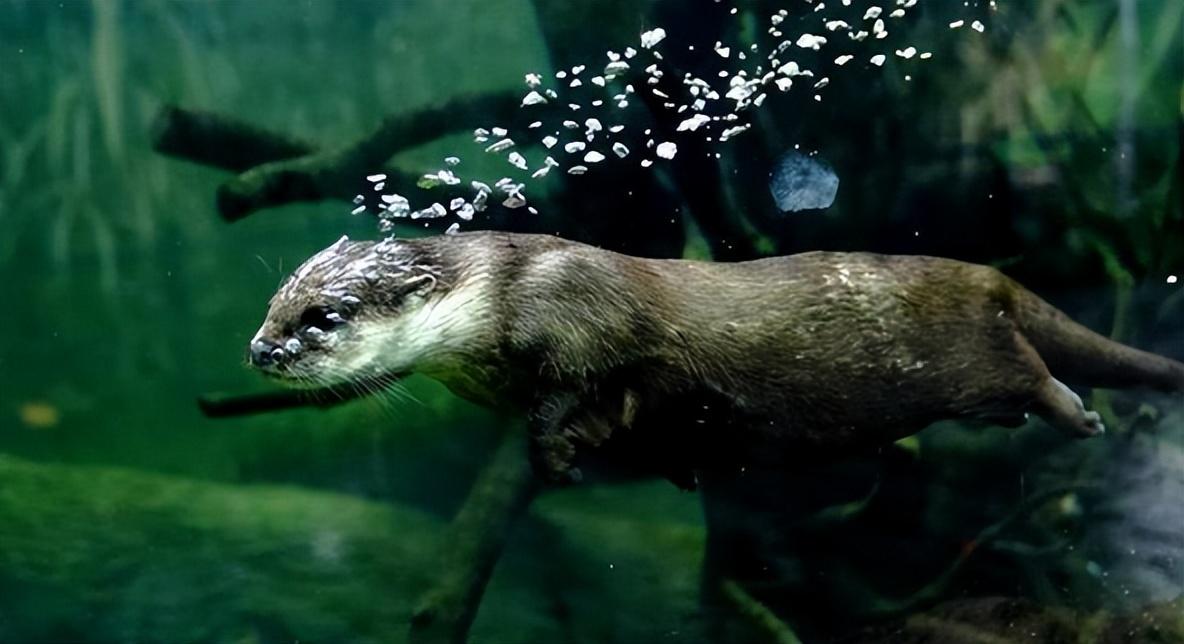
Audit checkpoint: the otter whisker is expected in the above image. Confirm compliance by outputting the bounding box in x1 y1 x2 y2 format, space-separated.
343 373 406 421
385 380 423 407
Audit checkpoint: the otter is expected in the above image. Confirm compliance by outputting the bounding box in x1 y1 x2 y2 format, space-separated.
247 232 1184 486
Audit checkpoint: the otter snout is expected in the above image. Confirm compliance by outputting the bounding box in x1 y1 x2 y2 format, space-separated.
249 339 285 368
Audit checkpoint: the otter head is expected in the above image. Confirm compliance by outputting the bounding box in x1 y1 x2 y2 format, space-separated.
248 235 446 388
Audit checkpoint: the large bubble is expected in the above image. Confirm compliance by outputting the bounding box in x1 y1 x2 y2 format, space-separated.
769 151 839 213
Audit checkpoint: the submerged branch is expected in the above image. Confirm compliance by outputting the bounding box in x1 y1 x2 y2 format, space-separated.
868 481 1101 619
720 579 804 644
152 91 520 221
150 105 316 172
214 155 423 222
196 382 391 418
409 431 540 644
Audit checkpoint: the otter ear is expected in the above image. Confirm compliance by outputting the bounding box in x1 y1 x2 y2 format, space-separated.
404 272 438 294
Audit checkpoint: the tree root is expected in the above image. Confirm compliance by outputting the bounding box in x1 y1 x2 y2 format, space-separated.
866 481 1102 619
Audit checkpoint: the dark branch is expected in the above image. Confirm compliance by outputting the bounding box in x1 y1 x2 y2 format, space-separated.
197 384 376 418
343 92 524 169
721 579 804 644
409 431 540 644
867 481 1103 619
153 92 521 222
151 105 316 172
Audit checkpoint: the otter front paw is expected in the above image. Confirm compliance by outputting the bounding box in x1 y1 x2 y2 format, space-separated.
528 393 585 485
529 431 583 485
529 391 623 485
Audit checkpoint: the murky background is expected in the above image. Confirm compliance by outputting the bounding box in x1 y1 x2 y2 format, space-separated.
0 1 1181 642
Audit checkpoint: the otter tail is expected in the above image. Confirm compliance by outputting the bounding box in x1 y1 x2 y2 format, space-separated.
1012 287 1184 393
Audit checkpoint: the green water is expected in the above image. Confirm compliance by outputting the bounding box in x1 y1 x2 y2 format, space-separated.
0 1 1181 642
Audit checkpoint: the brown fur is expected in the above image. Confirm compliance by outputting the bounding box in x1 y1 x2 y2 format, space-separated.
279 232 1184 486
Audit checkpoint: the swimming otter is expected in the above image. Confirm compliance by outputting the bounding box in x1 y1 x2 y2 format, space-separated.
248 232 1184 486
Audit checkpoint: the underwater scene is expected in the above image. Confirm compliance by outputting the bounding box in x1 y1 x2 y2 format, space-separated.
1 0 1182 642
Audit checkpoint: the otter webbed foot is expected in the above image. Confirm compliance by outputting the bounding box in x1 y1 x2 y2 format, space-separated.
1035 378 1106 438
528 391 624 485
1080 410 1106 436
529 422 583 485
528 393 587 485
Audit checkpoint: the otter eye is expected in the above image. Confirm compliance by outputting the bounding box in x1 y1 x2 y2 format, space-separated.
299 306 344 333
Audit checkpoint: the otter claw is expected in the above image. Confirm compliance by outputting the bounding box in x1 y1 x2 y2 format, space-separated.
1080 411 1106 437
541 460 582 485
532 462 582 486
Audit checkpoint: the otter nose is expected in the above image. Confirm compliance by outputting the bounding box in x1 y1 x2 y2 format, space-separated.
249 339 285 368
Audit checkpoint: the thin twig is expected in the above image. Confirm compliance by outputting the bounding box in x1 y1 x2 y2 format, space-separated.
720 579 804 644
868 481 1101 619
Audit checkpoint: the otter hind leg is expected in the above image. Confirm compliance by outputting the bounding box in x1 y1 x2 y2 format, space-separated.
1033 377 1106 437
972 328 1103 437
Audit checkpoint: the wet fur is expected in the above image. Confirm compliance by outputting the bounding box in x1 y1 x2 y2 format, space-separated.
261 232 1184 487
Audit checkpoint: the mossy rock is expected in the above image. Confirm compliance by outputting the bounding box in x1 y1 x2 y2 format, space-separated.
0 453 441 642
0 455 707 643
